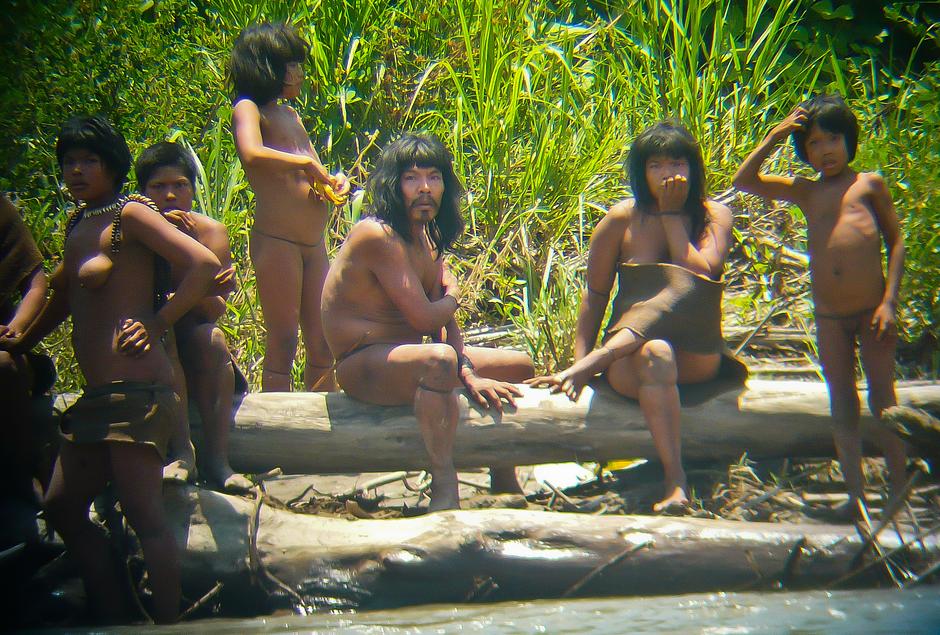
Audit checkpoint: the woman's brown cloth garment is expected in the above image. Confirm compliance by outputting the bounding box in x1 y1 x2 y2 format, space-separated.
60 382 179 460
0 195 43 313
603 262 748 406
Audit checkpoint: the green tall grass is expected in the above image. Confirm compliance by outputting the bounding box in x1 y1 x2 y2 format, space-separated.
4 0 938 389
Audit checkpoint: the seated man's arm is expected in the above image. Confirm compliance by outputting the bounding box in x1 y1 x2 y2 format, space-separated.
362 223 459 333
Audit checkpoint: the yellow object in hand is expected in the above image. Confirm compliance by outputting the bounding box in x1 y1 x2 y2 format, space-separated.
314 181 347 206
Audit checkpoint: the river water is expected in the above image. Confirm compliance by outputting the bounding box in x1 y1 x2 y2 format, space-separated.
30 587 940 634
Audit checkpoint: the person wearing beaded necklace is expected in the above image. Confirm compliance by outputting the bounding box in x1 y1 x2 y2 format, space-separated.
5 115 221 624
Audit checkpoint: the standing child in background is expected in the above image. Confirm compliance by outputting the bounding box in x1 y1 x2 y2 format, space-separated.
229 22 350 391
733 94 908 518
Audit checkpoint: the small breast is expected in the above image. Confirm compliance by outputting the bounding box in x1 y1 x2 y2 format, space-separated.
77 254 113 289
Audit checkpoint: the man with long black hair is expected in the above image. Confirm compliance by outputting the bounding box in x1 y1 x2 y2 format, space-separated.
321 133 533 510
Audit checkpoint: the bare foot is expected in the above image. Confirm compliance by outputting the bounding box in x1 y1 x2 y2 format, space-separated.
428 468 460 511
201 459 253 493
163 458 196 484
489 466 524 494
652 483 690 513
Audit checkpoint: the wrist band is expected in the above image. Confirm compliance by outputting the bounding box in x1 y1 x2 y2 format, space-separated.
458 353 475 373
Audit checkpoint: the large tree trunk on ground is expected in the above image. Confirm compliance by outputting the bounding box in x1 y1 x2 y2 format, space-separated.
225 380 939 473
169 484 939 612
55 380 940 473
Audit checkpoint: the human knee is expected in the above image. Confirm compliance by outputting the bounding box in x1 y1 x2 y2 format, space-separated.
266 331 299 358
421 345 458 385
637 340 676 382
201 325 231 368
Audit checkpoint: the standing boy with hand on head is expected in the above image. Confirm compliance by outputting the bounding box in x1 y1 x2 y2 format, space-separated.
230 22 350 392
733 94 908 518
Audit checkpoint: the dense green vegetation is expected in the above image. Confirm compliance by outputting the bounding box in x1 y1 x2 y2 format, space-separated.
2 0 937 390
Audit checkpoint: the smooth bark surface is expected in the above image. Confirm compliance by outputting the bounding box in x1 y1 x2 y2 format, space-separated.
55 380 940 473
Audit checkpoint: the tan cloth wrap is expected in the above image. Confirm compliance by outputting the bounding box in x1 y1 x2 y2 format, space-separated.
604 262 724 354
60 382 179 460
0 194 43 310
603 262 748 406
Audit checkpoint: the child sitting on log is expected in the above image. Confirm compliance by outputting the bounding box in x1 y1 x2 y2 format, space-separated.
733 94 907 518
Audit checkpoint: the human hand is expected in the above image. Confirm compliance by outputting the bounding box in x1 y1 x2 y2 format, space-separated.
870 301 897 341
657 175 689 213
305 159 333 187
525 366 593 402
770 106 808 140
117 317 164 358
163 209 197 236
212 265 236 295
332 173 351 199
0 325 24 353
462 375 522 413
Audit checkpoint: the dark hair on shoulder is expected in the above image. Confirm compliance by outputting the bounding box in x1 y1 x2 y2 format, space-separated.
792 94 859 163
365 132 465 255
55 114 131 190
626 121 709 242
229 22 309 105
134 141 198 192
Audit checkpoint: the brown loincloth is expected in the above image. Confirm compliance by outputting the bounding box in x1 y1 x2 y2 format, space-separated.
0 194 43 311
603 262 748 406
59 382 179 460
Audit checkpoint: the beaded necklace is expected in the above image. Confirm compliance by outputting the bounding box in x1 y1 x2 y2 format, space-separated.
64 193 160 254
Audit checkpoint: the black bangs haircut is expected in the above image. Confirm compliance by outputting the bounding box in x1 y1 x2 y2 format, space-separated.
229 22 309 105
792 94 859 164
55 114 131 190
627 121 709 242
366 133 465 255
134 141 197 192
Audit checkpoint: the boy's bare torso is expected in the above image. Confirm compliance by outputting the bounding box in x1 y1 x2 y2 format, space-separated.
65 210 175 387
799 172 886 317
248 102 328 244
321 220 441 357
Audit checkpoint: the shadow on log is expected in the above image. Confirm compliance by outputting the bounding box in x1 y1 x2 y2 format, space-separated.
167 484 940 612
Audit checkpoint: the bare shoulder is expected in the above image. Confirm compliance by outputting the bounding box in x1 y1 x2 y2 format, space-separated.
192 213 226 235
121 200 162 223
705 199 733 225
348 218 400 249
232 98 261 119
859 171 889 193
193 214 230 251
606 198 635 221
597 198 635 232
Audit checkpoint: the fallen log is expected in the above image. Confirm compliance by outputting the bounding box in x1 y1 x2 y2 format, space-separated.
168 484 940 612
55 380 940 474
